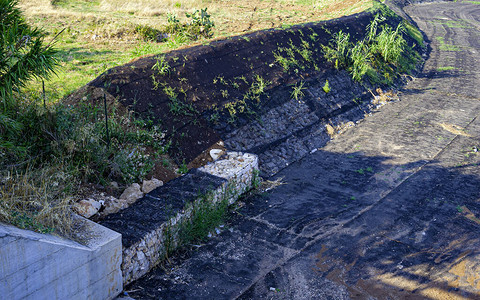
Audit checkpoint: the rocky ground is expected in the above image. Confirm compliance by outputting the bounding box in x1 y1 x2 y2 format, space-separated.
123 1 480 299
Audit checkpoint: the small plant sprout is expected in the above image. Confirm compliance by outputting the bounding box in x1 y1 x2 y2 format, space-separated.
221 90 229 98
291 81 306 101
178 160 188 174
323 80 331 93
152 55 170 76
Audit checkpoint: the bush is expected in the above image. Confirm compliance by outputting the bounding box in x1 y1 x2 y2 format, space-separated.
141 8 215 45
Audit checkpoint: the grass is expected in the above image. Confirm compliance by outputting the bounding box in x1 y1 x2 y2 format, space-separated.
437 66 456 71
436 37 462 52
0 165 78 237
322 80 331 93
19 0 376 101
291 81 306 100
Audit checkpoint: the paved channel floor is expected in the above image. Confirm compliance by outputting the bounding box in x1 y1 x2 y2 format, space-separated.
126 2 480 299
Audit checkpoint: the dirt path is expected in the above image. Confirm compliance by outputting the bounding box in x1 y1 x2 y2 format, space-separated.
125 2 480 299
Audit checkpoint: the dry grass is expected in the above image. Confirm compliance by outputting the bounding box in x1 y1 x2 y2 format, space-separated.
0 165 80 237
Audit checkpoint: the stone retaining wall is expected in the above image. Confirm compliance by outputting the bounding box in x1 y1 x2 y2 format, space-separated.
101 152 258 285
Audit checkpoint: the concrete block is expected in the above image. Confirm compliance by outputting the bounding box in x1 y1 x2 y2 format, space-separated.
0 217 122 300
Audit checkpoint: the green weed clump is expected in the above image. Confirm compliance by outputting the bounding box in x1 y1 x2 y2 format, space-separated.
322 12 420 83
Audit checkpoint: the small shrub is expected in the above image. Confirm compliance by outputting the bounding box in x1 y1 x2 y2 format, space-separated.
185 8 215 39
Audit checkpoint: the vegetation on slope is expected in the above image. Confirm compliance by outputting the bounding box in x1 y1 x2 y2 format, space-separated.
0 0 424 238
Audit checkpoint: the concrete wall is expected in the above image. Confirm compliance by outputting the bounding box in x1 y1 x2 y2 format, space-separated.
0 218 122 300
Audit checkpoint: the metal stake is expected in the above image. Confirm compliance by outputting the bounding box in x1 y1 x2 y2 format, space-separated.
104 94 110 148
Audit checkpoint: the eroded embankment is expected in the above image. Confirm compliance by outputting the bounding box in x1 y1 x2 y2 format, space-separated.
75 3 423 177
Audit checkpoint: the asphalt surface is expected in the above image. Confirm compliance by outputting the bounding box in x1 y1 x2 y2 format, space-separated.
126 2 480 299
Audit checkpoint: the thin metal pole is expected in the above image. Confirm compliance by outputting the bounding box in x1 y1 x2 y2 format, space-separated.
42 80 46 109
104 94 110 148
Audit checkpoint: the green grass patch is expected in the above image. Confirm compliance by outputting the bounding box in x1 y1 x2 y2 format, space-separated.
436 36 462 51
437 66 456 71
404 20 424 47
431 19 471 29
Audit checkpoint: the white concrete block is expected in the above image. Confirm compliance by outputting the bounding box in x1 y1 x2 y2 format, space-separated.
0 216 123 300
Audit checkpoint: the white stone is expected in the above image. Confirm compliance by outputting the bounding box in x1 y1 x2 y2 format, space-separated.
120 183 144 205
142 178 163 194
210 149 224 161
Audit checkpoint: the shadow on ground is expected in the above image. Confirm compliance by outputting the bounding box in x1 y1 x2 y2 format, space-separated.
128 147 480 299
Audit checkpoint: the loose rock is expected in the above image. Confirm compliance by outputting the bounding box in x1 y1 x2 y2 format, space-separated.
120 183 144 205
73 199 101 218
209 149 225 161
101 196 127 215
142 178 163 194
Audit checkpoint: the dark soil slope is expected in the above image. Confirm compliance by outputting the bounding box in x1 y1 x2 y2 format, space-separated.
75 5 418 169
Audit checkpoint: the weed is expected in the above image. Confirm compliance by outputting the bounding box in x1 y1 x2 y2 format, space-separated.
162 158 170 167
208 110 220 124
322 10 417 83
178 189 229 246
403 20 424 47
0 165 78 238
135 24 164 42
273 51 293 71
322 80 331 93
437 66 455 71
250 75 270 96
178 160 188 174
291 81 306 100
322 30 351 69
436 37 462 51
252 169 261 189
373 23 407 64
152 55 170 76
184 8 215 39
221 90 229 98
349 40 372 81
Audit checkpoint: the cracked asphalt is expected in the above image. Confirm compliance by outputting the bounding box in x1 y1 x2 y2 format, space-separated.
126 2 480 299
